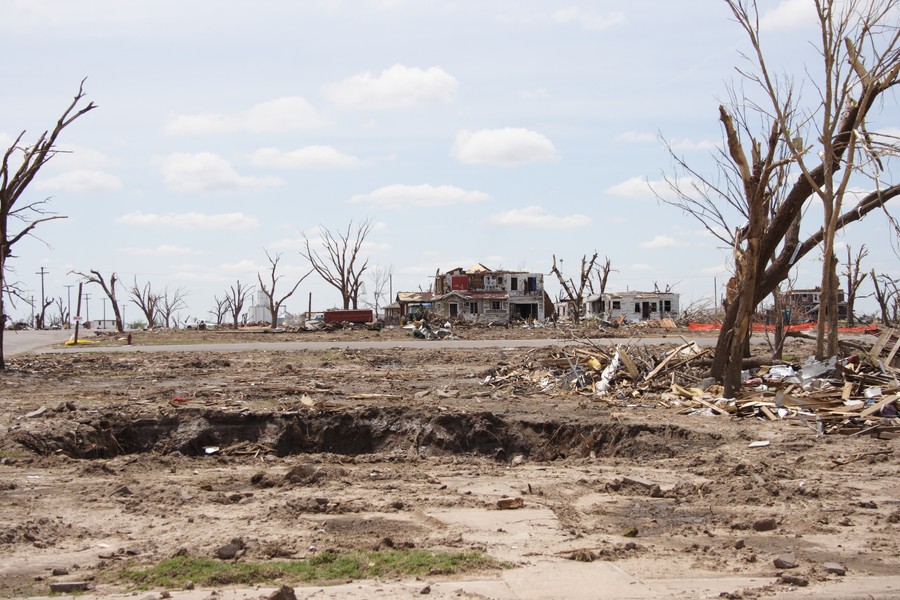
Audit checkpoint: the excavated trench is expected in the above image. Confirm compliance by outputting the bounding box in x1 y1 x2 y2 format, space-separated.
11 407 721 461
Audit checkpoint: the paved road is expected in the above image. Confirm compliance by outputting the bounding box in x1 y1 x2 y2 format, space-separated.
34 335 725 355
8 330 874 356
2 329 73 356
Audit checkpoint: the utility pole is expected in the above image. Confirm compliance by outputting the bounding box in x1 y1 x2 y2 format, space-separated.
73 283 83 344
64 284 74 329
102 297 107 328
84 293 91 324
35 267 48 329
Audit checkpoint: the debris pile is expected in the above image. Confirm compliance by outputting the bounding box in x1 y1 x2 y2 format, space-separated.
481 329 899 437
481 340 709 398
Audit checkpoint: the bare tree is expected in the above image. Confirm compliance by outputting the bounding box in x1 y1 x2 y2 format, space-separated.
871 271 900 325
0 81 96 368
54 296 68 328
158 287 189 328
225 280 253 329
129 278 160 328
754 0 900 357
843 245 869 326
301 219 374 310
70 270 125 332
209 295 229 325
550 252 598 325
257 251 311 329
35 297 53 330
368 264 393 318
660 0 900 396
593 257 615 296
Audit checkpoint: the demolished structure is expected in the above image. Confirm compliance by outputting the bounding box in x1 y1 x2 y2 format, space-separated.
430 263 554 324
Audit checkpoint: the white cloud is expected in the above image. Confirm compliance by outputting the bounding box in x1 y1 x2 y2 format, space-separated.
760 0 816 30
606 176 652 198
250 146 361 169
521 87 549 99
498 6 625 31
550 7 625 31
617 131 656 144
640 235 688 249
370 0 408 8
622 132 715 151
606 176 685 200
51 144 118 170
117 211 260 230
350 184 490 209
324 64 458 109
488 206 591 230
165 97 327 135
117 245 201 257
267 238 304 252
669 138 717 151
160 152 282 192
35 169 122 192
453 128 558 166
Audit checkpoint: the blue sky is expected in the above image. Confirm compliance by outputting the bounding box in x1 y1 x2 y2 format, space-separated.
1 0 897 324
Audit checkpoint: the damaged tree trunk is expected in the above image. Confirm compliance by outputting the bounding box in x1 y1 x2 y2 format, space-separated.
717 107 776 398
550 253 598 325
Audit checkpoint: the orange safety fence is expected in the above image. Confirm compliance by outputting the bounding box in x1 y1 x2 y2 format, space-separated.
689 322 879 334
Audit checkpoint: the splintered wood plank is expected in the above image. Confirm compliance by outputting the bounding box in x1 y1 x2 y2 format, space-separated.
869 328 895 361
884 335 900 366
859 395 898 418
842 381 854 401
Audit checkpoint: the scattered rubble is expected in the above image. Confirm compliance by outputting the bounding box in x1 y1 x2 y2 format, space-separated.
481 329 899 437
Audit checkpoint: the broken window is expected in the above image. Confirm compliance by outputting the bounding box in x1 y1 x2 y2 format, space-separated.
527 276 537 292
467 301 478 314
634 303 640 313
510 278 518 291
491 300 501 311
612 300 620 310
449 303 458 317
663 300 671 312
651 302 657 312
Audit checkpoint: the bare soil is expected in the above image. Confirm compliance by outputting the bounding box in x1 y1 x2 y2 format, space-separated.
0 330 897 599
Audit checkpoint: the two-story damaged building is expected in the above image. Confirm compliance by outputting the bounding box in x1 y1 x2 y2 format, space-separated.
431 263 552 323
785 287 847 321
583 290 679 321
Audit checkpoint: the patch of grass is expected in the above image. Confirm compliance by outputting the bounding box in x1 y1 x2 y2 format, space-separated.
117 550 501 589
321 348 360 362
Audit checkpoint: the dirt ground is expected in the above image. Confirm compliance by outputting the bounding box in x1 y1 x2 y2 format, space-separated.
0 327 898 599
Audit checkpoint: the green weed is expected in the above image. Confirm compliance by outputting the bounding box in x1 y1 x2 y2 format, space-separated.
118 550 500 590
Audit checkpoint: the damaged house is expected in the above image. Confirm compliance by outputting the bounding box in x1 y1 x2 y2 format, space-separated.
384 291 433 325
785 287 848 322
431 263 553 323
583 290 679 321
